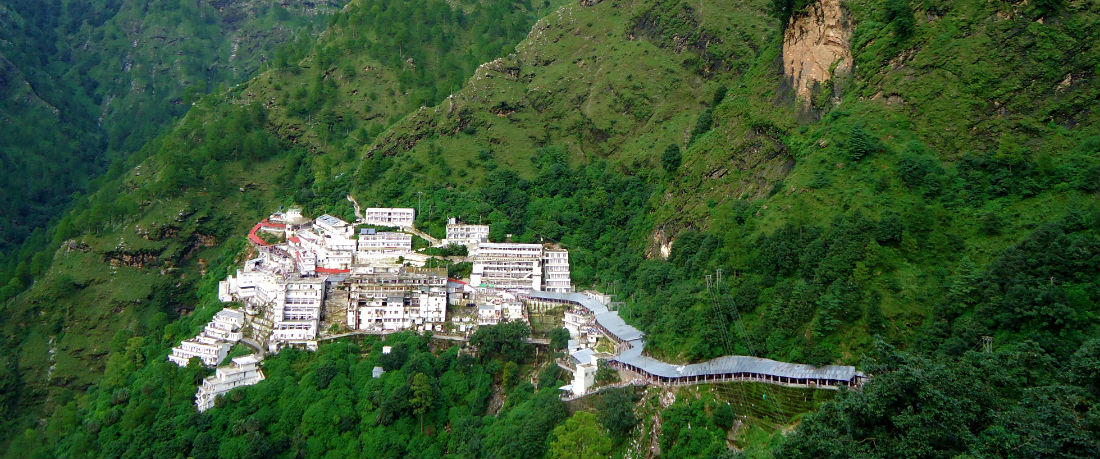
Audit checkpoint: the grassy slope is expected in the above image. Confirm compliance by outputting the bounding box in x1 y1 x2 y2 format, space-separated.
363 0 778 188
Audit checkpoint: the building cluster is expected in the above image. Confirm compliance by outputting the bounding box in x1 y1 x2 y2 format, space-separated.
218 250 326 352
171 207 578 411
168 309 245 367
346 266 448 332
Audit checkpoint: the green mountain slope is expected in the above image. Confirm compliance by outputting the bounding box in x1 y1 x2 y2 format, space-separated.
2 0 1099 457
0 0 342 262
0 0 564 454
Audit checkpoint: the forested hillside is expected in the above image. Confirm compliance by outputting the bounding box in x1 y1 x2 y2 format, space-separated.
0 0 342 276
2 0 1099 457
0 0 565 454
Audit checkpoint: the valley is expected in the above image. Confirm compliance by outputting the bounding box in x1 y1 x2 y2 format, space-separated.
1 0 1098 457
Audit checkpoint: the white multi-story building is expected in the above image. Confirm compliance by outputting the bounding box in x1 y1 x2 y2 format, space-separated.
202 309 245 342
476 301 525 326
562 307 592 338
219 252 326 352
363 208 416 228
542 248 572 293
168 308 246 367
169 335 231 367
267 276 325 351
356 230 413 261
477 304 503 326
347 267 447 332
471 243 572 292
471 243 545 290
282 278 325 321
270 321 318 350
444 218 489 246
195 355 265 412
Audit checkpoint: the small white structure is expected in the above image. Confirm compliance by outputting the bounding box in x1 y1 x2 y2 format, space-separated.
477 304 503 326
363 208 416 228
195 355 265 412
444 218 489 246
570 349 598 396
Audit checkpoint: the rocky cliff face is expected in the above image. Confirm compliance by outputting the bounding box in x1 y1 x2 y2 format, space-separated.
782 0 852 105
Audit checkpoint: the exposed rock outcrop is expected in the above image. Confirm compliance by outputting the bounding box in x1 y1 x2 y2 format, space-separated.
782 0 852 105
104 249 161 268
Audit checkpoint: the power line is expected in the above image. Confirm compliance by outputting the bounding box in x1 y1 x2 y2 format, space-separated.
706 274 732 354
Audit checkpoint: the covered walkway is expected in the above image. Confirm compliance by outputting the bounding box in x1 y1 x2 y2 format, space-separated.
524 291 866 390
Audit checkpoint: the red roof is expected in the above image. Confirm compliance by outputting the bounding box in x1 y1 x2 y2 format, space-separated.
316 267 350 274
288 236 301 244
248 222 269 246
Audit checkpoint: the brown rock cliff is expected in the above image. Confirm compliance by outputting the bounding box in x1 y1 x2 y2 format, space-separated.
782 0 853 105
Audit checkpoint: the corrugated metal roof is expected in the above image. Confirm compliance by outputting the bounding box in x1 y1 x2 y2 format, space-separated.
526 291 608 314
594 311 644 341
526 291 862 384
613 351 860 381
571 348 595 365
317 214 348 227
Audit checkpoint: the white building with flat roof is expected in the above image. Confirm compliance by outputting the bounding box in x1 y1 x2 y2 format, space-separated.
266 276 325 351
356 230 413 261
542 248 572 293
169 335 231 367
363 208 415 228
168 308 246 367
445 218 489 246
195 355 265 412
471 243 544 291
315 214 353 238
570 349 598 396
202 309 245 342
